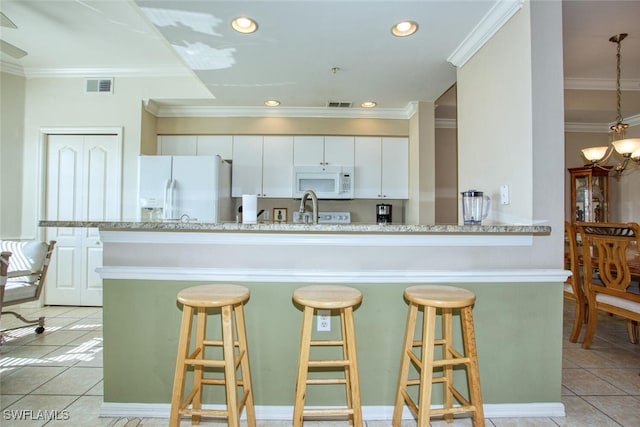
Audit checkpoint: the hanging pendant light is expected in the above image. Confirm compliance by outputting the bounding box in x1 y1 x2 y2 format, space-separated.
581 33 640 176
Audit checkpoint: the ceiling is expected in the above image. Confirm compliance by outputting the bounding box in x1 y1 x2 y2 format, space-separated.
1 0 639 127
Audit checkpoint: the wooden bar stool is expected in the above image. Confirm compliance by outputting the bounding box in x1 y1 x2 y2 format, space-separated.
169 284 255 427
292 285 363 427
393 285 484 426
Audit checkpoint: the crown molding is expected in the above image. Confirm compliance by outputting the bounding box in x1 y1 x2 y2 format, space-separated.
144 99 418 120
565 114 640 133
447 0 524 67
564 122 609 133
564 78 640 91
0 60 25 76
18 66 191 78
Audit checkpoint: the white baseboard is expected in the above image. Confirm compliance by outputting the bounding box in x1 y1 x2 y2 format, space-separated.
100 402 565 420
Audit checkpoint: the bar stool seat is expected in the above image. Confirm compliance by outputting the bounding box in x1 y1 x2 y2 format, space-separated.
169 284 255 427
393 285 484 426
292 285 363 427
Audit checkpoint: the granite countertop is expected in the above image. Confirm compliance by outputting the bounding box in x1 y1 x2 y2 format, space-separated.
38 220 551 235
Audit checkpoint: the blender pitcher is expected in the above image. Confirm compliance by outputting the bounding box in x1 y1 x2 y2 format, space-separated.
461 190 491 225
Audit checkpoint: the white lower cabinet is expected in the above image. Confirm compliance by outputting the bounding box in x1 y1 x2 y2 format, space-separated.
232 135 293 197
355 137 408 199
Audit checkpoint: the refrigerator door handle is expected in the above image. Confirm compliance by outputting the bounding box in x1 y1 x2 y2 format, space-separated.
163 179 172 220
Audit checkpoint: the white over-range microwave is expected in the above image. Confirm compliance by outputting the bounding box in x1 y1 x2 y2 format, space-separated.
293 166 354 199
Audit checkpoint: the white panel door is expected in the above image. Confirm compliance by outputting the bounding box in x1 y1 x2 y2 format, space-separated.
45 133 121 306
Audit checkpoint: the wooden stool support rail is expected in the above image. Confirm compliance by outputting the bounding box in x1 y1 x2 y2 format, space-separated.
393 285 484 426
292 285 363 427
169 284 256 427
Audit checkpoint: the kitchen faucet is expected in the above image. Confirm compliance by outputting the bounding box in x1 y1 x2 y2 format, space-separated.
299 190 318 224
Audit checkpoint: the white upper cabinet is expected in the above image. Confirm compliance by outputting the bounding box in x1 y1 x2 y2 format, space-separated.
232 135 293 198
262 136 294 198
158 135 197 155
195 135 233 159
157 135 233 159
354 137 408 199
231 136 262 197
294 136 354 168
381 137 409 199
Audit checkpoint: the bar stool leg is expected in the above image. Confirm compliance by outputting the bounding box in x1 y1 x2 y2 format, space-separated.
234 303 256 426
192 307 207 425
170 305 194 427
442 307 454 423
221 304 240 427
343 306 362 426
392 302 418 426
418 305 437 427
340 310 353 413
293 305 314 427
461 306 484 426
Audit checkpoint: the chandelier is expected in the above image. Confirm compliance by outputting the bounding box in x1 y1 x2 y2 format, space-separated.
581 33 640 176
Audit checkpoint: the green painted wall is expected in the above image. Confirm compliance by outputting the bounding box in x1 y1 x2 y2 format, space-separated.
103 280 563 406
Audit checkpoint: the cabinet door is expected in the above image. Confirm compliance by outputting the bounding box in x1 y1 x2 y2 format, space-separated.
324 136 354 166
381 137 409 199
232 136 263 197
263 136 294 198
354 137 382 198
294 136 324 166
157 135 197 155
196 135 233 159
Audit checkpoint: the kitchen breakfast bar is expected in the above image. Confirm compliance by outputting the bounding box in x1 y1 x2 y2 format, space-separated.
39 220 564 421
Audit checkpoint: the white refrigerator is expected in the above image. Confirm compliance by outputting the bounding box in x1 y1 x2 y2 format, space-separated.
138 155 233 222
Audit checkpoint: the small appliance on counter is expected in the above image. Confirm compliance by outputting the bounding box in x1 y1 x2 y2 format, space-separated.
461 189 491 225
376 203 392 224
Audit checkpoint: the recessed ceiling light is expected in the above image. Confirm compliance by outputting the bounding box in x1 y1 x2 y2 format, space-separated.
391 20 418 37
231 16 258 34
361 101 377 108
264 100 280 107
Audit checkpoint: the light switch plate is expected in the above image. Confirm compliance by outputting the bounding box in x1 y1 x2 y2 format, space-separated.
500 184 510 205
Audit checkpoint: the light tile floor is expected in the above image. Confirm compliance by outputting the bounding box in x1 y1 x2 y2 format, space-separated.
1 301 639 426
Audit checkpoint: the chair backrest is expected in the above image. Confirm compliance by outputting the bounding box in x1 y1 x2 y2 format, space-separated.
0 241 55 302
564 221 584 298
576 222 640 295
1 251 10 285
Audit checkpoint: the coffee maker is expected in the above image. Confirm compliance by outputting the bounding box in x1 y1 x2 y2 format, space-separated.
376 203 392 224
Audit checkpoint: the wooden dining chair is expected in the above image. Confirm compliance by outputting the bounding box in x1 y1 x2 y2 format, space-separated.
564 221 587 342
576 222 640 349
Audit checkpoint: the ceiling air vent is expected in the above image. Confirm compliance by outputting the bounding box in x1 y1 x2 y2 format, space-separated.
85 78 114 94
327 101 352 108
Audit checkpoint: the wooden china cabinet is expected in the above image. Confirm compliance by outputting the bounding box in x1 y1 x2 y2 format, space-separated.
569 166 611 223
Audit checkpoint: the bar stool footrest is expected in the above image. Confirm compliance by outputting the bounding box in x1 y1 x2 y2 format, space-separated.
303 408 354 416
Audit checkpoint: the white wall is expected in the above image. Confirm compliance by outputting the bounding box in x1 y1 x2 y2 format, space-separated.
0 72 26 239
456 0 565 269
457 3 533 225
18 74 211 238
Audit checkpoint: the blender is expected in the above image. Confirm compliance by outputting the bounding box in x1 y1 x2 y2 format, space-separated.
461 190 490 225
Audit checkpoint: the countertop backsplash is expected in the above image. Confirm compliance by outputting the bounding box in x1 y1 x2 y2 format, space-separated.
233 198 405 224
